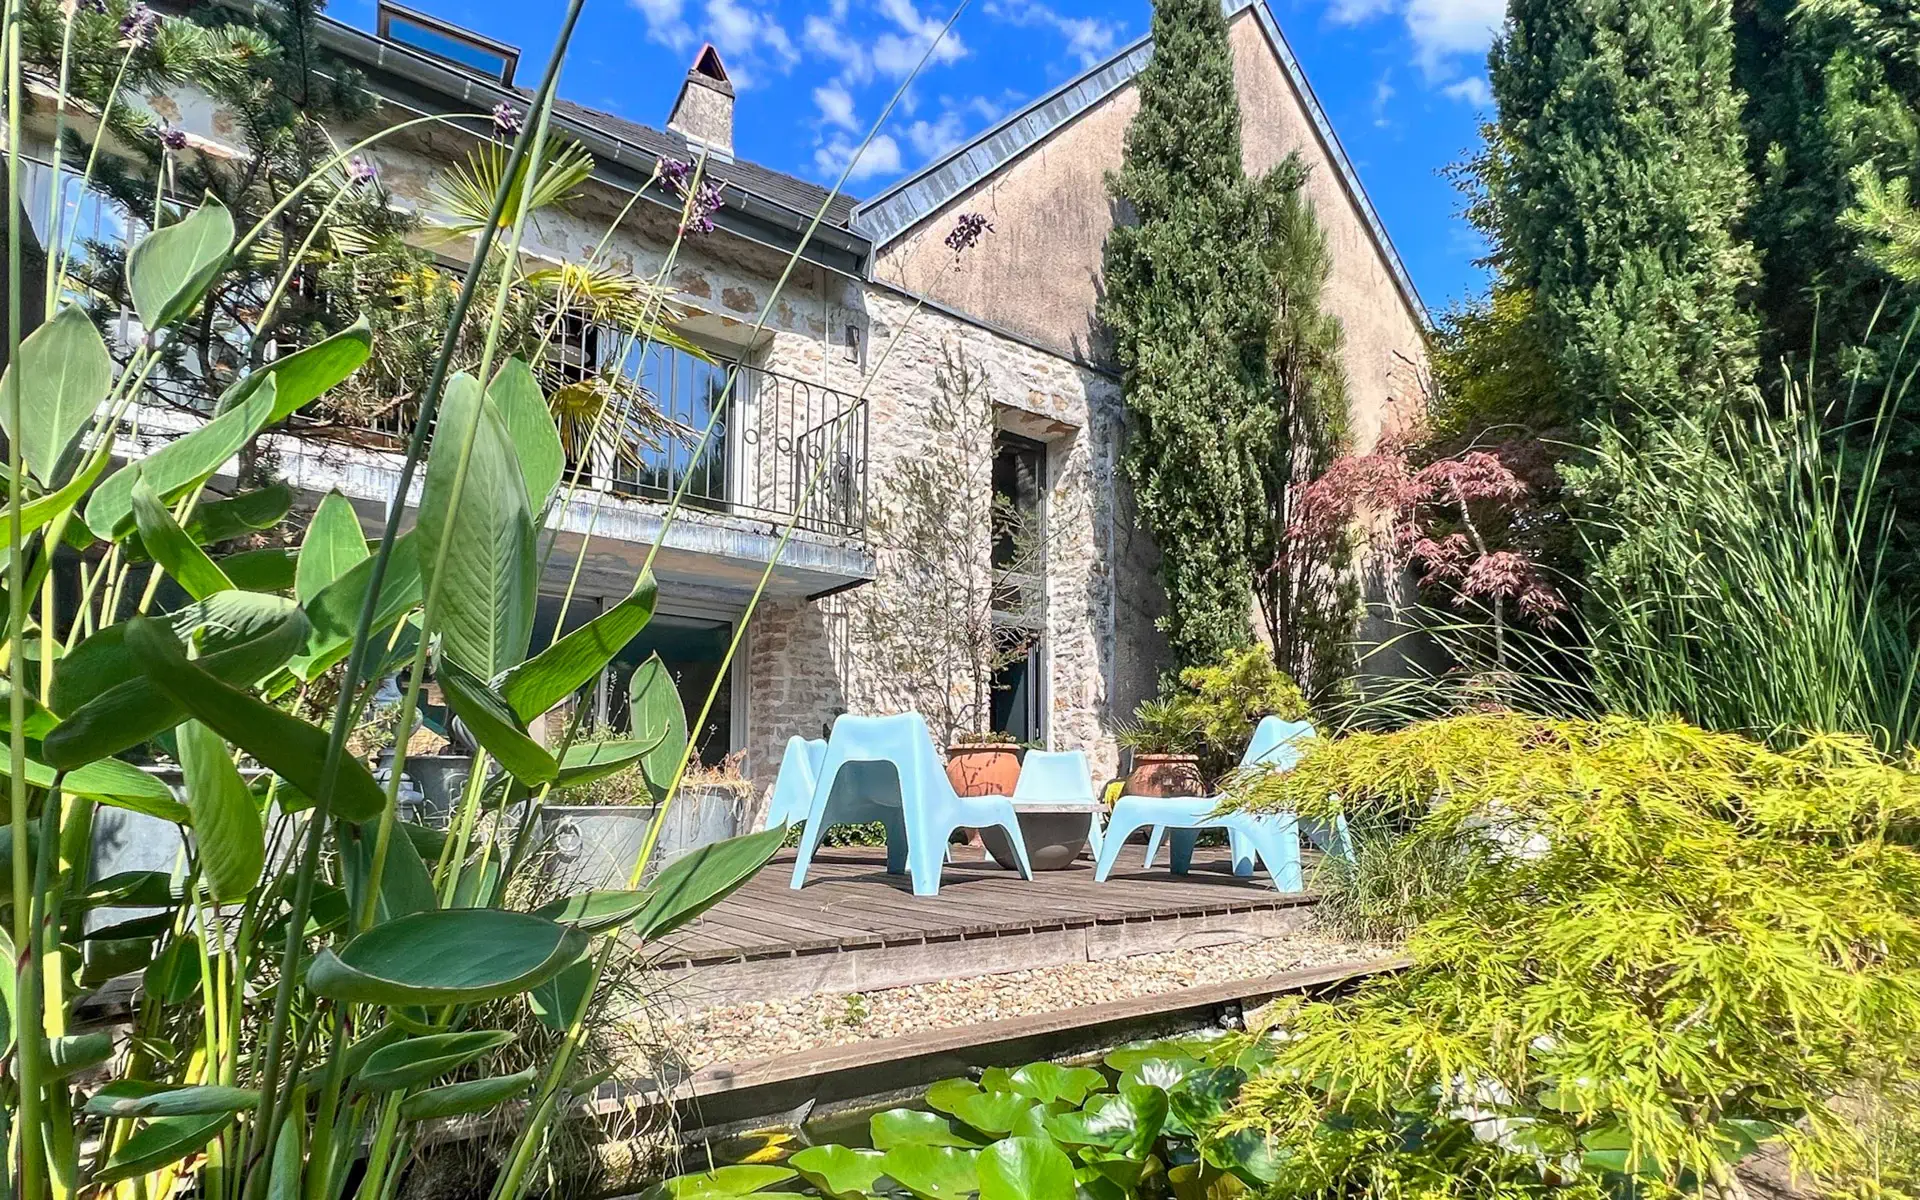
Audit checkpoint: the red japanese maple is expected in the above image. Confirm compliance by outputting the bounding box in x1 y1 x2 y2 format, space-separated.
1293 431 1563 661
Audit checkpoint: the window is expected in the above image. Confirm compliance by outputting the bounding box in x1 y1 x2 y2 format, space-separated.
609 340 736 511
604 613 735 766
378 3 519 84
991 432 1047 741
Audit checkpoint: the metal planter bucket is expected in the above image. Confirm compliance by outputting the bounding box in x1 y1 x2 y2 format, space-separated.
536 785 744 891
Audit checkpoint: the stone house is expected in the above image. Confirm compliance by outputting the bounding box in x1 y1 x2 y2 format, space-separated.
61 0 1427 806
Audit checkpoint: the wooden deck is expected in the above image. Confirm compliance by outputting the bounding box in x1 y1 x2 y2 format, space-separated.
651 844 1317 1007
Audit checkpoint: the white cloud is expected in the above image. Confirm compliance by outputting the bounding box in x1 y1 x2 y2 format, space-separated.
1323 0 1502 90
1327 0 1395 22
871 0 968 77
704 0 799 72
983 0 1122 67
814 81 860 130
1442 75 1492 106
815 132 904 181
1404 0 1503 76
904 109 968 159
630 0 694 51
805 14 872 82
1371 74 1395 127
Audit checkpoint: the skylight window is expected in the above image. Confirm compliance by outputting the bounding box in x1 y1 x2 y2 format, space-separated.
377 2 519 85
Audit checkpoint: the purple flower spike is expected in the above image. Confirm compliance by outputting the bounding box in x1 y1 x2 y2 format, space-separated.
120 2 158 45
492 101 524 139
157 123 187 151
347 156 379 187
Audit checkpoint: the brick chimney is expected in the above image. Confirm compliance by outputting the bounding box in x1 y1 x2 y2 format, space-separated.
667 44 734 159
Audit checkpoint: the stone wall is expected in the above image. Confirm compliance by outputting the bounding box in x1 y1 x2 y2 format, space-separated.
745 289 1129 810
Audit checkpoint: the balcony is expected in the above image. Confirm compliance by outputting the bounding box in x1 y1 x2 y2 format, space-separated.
269 338 877 600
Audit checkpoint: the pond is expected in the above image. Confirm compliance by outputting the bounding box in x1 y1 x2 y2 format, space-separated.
636 1026 1282 1198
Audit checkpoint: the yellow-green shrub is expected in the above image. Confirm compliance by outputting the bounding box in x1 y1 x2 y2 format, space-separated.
1223 714 1920 1197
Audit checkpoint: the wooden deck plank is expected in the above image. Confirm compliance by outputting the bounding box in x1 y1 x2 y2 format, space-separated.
652 846 1310 967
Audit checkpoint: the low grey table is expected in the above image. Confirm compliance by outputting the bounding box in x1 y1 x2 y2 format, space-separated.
979 802 1107 872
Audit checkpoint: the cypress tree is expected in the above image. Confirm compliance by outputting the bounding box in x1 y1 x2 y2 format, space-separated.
1100 0 1274 669
1735 0 1920 371
1250 164 1354 694
1488 0 1760 428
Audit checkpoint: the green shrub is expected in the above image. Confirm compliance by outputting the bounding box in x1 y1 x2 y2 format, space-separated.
1119 647 1310 778
1225 713 1920 1197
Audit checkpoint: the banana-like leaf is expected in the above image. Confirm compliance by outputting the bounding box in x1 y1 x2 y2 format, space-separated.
488 359 565 510
399 1066 539 1122
634 824 786 939
85 1082 259 1117
628 653 689 802
87 376 277 537
0 744 190 823
532 888 655 934
500 572 658 723
216 317 372 423
124 617 387 821
295 490 368 604
176 720 264 902
0 303 112 485
306 909 588 1006
357 1030 516 1092
416 373 537 679
45 592 310 768
340 822 437 926
0 449 110 552
525 956 595 1030
132 475 233 600
128 195 234 332
48 1031 115 1080
436 657 557 785
219 548 297 593
128 484 293 560
300 531 422 669
92 1113 233 1185
554 738 656 788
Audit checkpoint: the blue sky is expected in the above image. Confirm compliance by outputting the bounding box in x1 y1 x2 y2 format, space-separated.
330 0 1503 312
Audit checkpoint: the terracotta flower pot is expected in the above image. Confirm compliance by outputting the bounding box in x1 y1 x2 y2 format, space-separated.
946 742 1022 797
1124 753 1205 798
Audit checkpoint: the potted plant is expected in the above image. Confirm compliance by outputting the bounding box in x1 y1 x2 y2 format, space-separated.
539 747 746 889
1116 697 1205 797
946 728 1022 797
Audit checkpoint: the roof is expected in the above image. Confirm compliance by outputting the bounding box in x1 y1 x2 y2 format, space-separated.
547 98 860 230
850 0 1431 328
305 10 870 275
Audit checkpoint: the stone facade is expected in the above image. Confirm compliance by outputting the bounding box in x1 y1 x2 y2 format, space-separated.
125 0 1427 812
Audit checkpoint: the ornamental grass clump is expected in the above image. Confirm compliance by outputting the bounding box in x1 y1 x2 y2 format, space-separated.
1222 713 1920 1198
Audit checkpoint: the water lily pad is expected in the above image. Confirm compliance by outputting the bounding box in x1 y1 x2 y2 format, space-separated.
950 1089 1039 1136
1005 1062 1108 1105
879 1145 978 1199
977 1136 1075 1199
870 1109 975 1149
789 1145 889 1198
924 1076 983 1116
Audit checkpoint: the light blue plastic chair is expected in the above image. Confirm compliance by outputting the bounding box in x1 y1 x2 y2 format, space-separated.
1101 717 1330 891
760 736 827 831
788 713 1035 896
1011 749 1105 864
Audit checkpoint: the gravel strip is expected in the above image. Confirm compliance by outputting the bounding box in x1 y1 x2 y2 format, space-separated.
662 932 1392 1072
